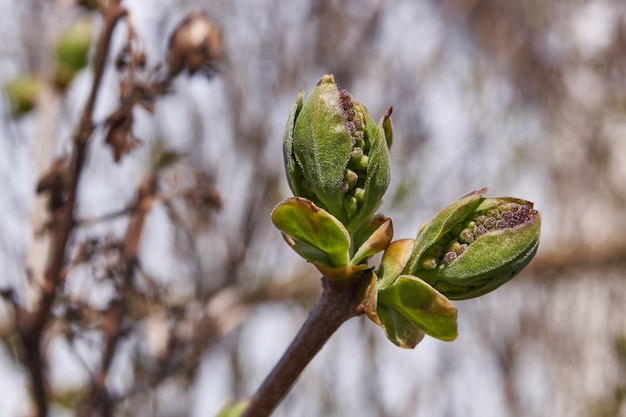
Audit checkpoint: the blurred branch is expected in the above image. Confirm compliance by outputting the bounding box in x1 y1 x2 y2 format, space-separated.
75 182 221 228
76 175 156 417
17 3 127 417
526 243 626 276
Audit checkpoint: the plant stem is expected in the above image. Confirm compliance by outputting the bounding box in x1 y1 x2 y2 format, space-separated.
17 6 126 417
241 276 366 417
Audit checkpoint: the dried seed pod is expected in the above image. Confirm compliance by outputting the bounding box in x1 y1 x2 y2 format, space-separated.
166 11 223 77
104 106 140 162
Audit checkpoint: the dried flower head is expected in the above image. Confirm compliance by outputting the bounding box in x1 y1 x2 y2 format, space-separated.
166 11 223 77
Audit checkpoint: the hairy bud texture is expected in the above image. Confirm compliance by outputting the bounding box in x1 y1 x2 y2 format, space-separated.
283 74 391 234
404 189 541 300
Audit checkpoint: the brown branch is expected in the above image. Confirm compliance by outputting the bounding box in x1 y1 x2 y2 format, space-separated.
24 331 48 414
77 176 157 417
241 275 369 417
17 4 127 417
74 186 199 227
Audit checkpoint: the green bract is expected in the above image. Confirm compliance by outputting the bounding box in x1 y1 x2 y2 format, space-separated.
283 74 392 234
403 189 541 300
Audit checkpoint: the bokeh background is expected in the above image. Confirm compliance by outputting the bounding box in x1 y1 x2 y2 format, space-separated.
1 0 626 416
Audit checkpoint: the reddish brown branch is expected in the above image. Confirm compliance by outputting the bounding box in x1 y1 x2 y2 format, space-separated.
20 320 47 417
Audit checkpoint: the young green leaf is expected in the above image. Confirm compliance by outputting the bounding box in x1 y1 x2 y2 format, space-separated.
376 304 425 349
271 197 350 267
377 275 458 344
350 217 393 266
377 239 415 290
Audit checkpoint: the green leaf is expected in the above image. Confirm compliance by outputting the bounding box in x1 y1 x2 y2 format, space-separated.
350 217 393 266
377 239 415 290
353 214 388 251
271 197 351 267
376 304 425 349
377 275 458 342
283 91 307 198
381 107 393 149
54 17 94 88
50 387 84 409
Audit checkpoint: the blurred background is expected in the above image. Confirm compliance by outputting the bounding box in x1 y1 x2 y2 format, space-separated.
1 0 626 416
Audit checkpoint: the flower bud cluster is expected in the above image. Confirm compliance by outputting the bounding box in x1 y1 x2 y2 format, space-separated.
338 87 370 217
420 203 539 270
283 74 391 234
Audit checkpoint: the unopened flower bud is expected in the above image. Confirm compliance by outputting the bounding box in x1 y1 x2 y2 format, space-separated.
404 189 541 300
421 256 439 270
3 76 42 117
54 17 94 89
283 74 392 233
459 228 474 244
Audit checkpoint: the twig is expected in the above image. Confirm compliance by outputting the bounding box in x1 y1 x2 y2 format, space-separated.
75 206 134 226
75 187 198 227
241 275 368 417
17 4 127 417
77 176 157 417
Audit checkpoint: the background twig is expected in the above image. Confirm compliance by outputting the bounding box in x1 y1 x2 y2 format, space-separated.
17 4 126 417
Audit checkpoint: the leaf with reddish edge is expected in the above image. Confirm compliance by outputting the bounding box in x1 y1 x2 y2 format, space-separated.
377 239 415 290
376 304 425 349
358 271 380 325
377 275 458 344
271 197 350 267
350 217 393 266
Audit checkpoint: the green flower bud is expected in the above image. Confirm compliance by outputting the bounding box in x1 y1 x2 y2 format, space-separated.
55 17 94 89
3 75 43 117
283 74 391 234
404 189 541 300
